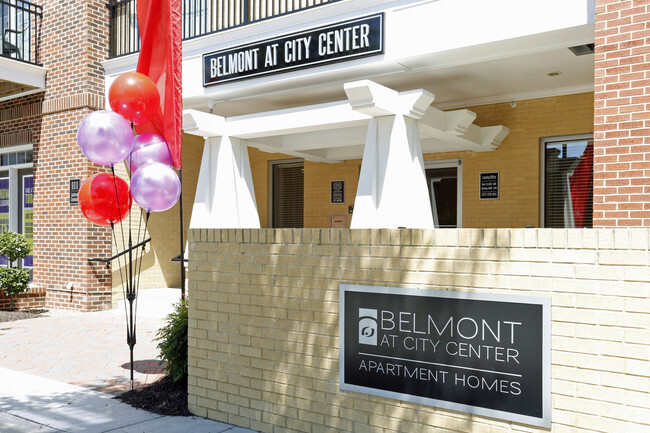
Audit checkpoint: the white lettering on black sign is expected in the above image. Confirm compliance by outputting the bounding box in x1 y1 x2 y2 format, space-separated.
480 172 499 199
203 14 384 86
339 284 551 428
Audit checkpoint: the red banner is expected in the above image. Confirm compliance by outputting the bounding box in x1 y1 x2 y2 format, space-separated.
136 0 183 169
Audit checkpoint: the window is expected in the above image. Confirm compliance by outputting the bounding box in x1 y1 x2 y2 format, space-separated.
425 159 462 228
542 134 593 228
270 159 304 228
0 144 34 273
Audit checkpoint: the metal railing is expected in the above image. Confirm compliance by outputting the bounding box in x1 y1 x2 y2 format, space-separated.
108 0 341 58
0 0 42 65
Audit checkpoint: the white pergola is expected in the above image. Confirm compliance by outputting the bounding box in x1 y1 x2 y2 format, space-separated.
182 80 509 229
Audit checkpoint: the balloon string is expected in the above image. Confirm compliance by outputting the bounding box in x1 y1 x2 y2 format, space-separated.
111 222 129 333
134 211 151 320
110 165 129 294
132 207 147 321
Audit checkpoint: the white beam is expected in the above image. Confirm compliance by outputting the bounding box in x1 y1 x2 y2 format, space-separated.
182 109 225 137
344 80 435 119
226 101 369 139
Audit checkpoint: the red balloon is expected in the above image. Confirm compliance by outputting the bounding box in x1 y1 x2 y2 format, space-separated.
79 173 132 226
108 72 160 125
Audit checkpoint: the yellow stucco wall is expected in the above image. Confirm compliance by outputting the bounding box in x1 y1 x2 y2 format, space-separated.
249 92 594 229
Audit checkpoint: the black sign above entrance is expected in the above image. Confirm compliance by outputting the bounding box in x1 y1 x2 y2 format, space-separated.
340 284 551 427
203 14 384 86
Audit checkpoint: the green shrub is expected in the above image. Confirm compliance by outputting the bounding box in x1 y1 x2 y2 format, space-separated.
0 232 31 263
0 267 30 310
155 299 188 382
0 232 31 310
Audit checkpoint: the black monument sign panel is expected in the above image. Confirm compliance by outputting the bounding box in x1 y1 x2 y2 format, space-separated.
340 284 550 427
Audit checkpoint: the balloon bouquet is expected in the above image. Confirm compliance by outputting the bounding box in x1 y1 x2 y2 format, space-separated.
76 71 181 390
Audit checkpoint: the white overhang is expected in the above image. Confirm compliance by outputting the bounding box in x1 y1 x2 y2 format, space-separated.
183 80 510 163
103 0 594 117
0 58 46 101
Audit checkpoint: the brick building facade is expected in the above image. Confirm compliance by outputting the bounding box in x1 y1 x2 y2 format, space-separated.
2 0 650 313
0 0 112 310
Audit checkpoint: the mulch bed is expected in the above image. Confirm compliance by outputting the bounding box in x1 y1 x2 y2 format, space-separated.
115 375 191 416
0 309 47 322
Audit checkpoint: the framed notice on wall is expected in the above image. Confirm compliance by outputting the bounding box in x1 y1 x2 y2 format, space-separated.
331 180 345 204
69 179 80 205
480 172 499 199
340 284 551 427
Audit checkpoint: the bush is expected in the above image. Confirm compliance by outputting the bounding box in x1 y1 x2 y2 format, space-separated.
0 232 31 263
0 232 31 310
155 299 188 382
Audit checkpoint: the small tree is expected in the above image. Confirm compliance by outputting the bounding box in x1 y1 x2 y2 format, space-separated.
0 232 31 310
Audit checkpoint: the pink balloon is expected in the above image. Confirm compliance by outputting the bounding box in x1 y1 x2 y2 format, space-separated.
129 133 173 172
77 110 133 166
130 162 181 212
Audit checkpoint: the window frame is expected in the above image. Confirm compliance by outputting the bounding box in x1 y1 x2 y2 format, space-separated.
424 158 462 228
540 133 593 228
0 143 34 273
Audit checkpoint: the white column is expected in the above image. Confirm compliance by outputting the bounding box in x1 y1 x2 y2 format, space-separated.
190 135 260 229
346 80 435 229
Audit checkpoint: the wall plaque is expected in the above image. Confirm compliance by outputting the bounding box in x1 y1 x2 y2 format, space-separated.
331 180 345 204
331 214 347 228
340 284 551 427
69 179 80 205
480 172 499 199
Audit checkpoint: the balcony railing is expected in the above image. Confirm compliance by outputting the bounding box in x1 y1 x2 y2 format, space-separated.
108 0 341 58
0 0 42 65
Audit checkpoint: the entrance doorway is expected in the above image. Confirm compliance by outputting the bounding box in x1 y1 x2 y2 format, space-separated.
425 160 461 228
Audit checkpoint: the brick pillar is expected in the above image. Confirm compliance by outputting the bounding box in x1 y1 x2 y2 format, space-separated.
33 0 113 311
593 0 650 227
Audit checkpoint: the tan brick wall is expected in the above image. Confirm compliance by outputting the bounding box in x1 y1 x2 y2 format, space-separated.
248 93 593 229
188 228 649 433
458 93 594 228
594 0 650 227
108 133 201 305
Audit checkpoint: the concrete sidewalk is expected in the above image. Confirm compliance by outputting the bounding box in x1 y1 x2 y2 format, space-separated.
0 288 258 433
0 368 255 433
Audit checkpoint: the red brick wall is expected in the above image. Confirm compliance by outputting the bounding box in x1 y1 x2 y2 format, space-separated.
36 0 112 311
0 0 113 311
594 0 650 227
0 292 45 311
